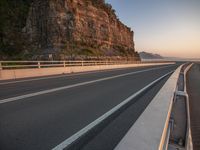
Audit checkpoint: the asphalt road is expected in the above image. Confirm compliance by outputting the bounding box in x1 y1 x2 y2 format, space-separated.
0 65 175 100
0 64 179 150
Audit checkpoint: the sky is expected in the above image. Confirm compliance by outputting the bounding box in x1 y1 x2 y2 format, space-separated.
106 0 200 58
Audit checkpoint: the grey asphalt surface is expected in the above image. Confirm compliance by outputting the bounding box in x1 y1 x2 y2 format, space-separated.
0 65 174 100
82 76 170 150
187 63 200 150
0 64 179 150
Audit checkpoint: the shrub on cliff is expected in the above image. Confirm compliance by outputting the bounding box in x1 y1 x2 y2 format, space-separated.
0 0 31 59
88 0 116 17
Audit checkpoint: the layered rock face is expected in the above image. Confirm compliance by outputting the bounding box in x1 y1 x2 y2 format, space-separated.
25 0 140 60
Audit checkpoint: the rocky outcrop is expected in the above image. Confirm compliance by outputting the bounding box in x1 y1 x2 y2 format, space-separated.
25 0 140 60
0 0 140 60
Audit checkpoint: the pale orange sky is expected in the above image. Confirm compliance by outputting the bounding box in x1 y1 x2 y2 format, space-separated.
136 18 200 58
107 0 200 58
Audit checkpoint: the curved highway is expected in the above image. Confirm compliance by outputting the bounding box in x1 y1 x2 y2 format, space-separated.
0 64 180 150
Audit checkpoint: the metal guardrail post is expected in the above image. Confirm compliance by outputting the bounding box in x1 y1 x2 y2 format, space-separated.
81 61 84 66
64 61 66 67
38 62 41 68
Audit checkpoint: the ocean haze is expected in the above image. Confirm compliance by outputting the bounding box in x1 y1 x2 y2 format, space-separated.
106 0 200 58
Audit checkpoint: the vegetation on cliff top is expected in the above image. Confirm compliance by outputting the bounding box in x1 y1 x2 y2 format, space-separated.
89 0 116 15
0 0 32 59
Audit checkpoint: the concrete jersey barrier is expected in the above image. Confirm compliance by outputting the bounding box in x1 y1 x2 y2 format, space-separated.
114 65 182 150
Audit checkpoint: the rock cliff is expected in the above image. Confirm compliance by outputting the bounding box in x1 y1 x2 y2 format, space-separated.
0 0 140 60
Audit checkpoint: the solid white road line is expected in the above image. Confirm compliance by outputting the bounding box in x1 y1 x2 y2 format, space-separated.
52 71 174 150
0 65 175 105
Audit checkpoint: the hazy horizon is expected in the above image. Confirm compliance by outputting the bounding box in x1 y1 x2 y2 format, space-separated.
106 0 200 59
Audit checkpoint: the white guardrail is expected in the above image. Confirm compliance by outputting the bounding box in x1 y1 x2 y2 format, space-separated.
115 63 193 150
0 60 172 70
0 61 140 69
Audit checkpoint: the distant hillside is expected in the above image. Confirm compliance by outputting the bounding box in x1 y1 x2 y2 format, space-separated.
139 52 163 59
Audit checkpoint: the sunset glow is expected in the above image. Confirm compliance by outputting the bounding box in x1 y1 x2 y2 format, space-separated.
106 0 200 58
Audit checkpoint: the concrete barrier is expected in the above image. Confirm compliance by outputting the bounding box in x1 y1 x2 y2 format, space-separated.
114 65 182 150
0 63 174 80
